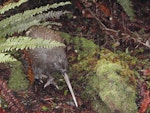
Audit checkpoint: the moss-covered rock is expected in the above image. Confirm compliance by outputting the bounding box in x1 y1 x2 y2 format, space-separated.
92 60 137 113
88 48 138 113
8 61 29 91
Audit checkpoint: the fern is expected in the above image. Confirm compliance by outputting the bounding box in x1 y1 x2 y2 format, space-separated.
0 0 28 14
0 1 71 37
0 53 16 62
0 36 64 63
0 1 70 63
0 20 39 37
117 0 135 20
0 1 71 27
0 36 65 52
35 11 70 20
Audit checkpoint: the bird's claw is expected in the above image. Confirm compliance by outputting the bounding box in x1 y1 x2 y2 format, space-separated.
44 76 59 89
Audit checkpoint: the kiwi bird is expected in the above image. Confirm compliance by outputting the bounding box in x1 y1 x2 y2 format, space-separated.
24 26 78 107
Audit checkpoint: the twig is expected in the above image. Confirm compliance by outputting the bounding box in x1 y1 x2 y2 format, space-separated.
80 0 150 49
86 8 120 35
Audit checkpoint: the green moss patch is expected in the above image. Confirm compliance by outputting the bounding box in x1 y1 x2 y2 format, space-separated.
8 61 29 91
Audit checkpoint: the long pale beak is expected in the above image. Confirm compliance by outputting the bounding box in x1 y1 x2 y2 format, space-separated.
63 73 78 107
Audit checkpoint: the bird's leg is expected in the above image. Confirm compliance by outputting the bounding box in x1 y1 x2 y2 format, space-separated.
34 74 47 83
44 75 59 89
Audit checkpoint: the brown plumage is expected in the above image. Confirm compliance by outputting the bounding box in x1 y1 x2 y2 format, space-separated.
23 26 78 107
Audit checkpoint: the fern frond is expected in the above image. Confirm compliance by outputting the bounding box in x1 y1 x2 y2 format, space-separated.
117 0 135 20
49 1 71 9
0 1 71 28
0 2 71 37
0 36 65 52
46 21 62 26
0 20 41 37
0 0 28 14
0 11 65 37
35 11 70 20
0 53 16 62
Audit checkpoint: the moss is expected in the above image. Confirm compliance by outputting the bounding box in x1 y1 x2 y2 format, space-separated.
60 32 100 75
99 48 137 86
93 60 137 113
60 32 99 60
87 48 138 113
60 33 148 112
92 99 112 113
8 61 29 91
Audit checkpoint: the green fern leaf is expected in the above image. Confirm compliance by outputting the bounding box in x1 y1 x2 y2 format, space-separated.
0 1 71 28
0 36 65 52
49 1 71 9
0 0 28 14
117 0 135 20
0 53 16 62
35 11 70 20
0 20 41 37
0 2 71 37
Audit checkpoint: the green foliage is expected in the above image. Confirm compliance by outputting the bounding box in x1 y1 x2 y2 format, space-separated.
117 0 135 20
0 36 64 52
61 32 99 60
0 0 28 14
0 53 16 62
0 36 64 63
0 1 70 63
60 32 99 74
8 61 29 91
34 11 70 20
0 1 71 37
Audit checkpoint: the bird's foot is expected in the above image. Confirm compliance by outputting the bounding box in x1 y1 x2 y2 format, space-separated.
35 74 48 83
44 76 59 89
